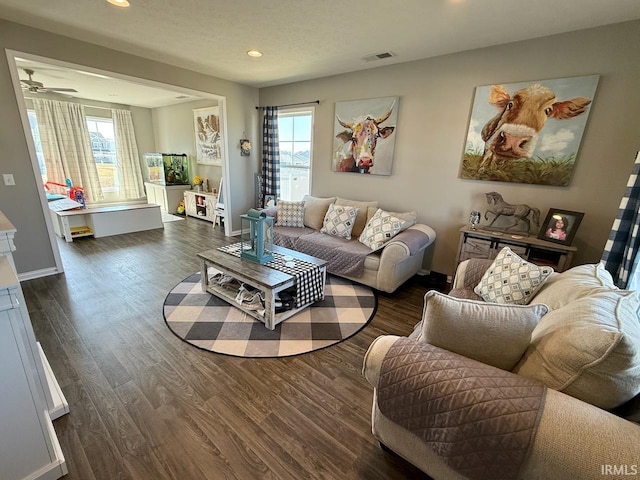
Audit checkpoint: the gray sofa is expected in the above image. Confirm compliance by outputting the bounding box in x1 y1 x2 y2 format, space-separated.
266 196 436 293
363 258 640 479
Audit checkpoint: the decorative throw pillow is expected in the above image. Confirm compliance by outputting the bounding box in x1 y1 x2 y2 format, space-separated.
276 200 305 227
366 206 417 232
475 247 554 305
359 208 403 250
302 195 336 230
320 203 358 239
418 291 548 370
335 198 378 237
514 289 640 409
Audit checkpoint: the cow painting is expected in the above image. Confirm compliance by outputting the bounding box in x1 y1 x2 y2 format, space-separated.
461 75 599 186
479 83 591 172
333 97 399 175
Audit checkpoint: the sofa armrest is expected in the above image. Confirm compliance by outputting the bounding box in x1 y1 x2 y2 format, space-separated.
452 258 494 289
363 335 402 386
378 224 436 268
364 335 640 479
383 224 436 257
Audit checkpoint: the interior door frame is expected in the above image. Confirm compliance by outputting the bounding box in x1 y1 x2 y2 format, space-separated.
5 49 231 276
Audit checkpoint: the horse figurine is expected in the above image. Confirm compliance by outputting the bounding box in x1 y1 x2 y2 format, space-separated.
484 192 540 234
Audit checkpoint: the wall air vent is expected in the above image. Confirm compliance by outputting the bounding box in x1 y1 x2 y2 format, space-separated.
362 51 397 62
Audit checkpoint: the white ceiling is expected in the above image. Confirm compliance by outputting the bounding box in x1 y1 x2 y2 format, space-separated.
13 57 202 109
2 0 640 106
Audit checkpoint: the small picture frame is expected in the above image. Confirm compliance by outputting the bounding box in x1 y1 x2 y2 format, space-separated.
240 139 251 156
537 208 584 245
263 195 276 208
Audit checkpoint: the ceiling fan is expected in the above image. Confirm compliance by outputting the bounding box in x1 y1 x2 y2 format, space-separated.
20 68 78 94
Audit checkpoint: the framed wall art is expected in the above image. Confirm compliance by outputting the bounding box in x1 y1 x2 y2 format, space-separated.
460 75 599 186
333 96 399 175
537 208 584 245
194 106 224 165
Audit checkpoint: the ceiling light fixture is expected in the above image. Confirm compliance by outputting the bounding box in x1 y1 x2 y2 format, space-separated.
107 0 130 7
247 50 263 58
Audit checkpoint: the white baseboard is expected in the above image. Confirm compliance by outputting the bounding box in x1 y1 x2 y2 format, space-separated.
18 267 61 281
417 269 431 276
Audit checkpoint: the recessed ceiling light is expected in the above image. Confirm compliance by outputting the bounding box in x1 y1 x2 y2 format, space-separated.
247 50 263 58
107 0 130 7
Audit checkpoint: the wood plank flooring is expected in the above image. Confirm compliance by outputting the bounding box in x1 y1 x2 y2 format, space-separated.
22 216 442 480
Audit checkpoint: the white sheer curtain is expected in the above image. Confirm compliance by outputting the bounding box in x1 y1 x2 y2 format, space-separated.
111 108 145 199
33 98 103 202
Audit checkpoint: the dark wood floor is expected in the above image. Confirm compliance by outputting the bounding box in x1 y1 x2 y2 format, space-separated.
23 216 441 480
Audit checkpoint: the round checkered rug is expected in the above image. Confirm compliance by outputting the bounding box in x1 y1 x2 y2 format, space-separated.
163 272 377 358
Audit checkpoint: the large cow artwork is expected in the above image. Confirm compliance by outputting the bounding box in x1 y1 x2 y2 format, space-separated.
333 97 398 175
461 75 599 186
479 83 591 172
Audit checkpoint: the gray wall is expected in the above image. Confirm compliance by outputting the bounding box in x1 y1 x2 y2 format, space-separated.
0 19 259 274
152 100 223 192
151 97 260 227
259 20 640 276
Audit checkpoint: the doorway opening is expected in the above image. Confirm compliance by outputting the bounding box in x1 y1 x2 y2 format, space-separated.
6 50 231 275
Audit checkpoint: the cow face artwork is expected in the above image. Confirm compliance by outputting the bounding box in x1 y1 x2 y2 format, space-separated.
461 75 599 186
333 97 399 175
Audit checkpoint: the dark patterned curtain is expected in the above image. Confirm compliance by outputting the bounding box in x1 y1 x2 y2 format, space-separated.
261 107 280 204
602 151 640 288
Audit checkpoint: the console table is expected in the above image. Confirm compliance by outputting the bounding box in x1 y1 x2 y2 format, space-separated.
456 225 577 272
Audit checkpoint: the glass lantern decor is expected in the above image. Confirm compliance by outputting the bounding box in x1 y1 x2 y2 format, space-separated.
240 209 274 264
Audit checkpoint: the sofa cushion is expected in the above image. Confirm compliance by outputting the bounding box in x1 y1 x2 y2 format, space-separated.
359 208 403 250
320 203 358 239
514 289 640 409
276 200 305 227
272 226 316 250
366 206 417 232
335 198 378 237
475 247 554 305
418 291 548 370
302 195 336 230
532 262 617 309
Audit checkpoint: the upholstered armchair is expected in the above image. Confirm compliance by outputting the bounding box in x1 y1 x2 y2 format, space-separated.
363 256 640 479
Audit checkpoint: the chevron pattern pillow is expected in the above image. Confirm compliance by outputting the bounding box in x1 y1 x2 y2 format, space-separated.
475 247 554 305
276 200 305 227
359 208 403 249
320 203 358 239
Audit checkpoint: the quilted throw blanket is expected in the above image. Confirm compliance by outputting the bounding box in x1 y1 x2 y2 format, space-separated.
274 230 377 277
377 338 546 480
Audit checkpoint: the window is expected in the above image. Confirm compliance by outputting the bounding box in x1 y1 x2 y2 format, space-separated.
277 108 313 201
26 110 47 183
85 116 118 192
28 110 120 196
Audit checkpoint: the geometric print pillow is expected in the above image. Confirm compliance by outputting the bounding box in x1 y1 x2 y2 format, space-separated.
276 200 305 227
359 208 403 250
474 247 554 305
320 203 358 239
